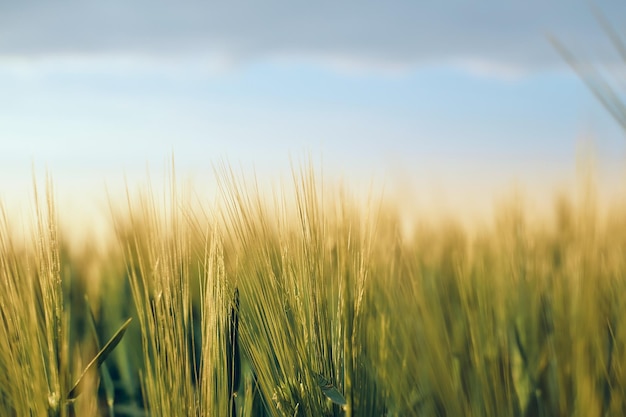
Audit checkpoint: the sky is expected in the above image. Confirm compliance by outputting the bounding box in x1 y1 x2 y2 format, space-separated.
1 1 626 223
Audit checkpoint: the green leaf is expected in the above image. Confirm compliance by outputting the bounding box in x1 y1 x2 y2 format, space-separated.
84 296 117 415
68 317 132 400
315 373 347 406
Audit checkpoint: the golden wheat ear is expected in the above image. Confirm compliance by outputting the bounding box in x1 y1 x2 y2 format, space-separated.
67 317 132 400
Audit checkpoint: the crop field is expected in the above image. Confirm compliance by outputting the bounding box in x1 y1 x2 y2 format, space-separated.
1 163 626 417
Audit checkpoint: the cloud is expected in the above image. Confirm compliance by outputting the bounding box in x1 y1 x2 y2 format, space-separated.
1 1 624 74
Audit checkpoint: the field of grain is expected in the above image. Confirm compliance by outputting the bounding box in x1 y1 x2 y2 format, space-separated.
1 163 626 417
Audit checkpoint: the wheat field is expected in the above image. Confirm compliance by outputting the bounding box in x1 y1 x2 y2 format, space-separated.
1 162 626 417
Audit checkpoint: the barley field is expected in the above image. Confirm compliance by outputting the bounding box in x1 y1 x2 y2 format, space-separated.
1 162 626 417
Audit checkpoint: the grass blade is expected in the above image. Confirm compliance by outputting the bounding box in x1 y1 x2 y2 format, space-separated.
68 317 132 400
228 288 241 417
84 296 118 416
316 373 347 406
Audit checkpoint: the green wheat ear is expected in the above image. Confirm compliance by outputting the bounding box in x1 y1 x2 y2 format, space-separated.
315 373 347 406
67 317 133 400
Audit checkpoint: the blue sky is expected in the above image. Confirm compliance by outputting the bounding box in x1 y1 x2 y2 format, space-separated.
1 1 625 216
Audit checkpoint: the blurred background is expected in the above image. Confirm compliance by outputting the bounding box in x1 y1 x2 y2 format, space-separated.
1 1 625 237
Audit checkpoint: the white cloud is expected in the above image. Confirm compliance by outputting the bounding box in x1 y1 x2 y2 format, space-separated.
0 1 624 74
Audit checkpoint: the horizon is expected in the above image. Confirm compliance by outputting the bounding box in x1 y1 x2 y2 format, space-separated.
2 1 626 236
